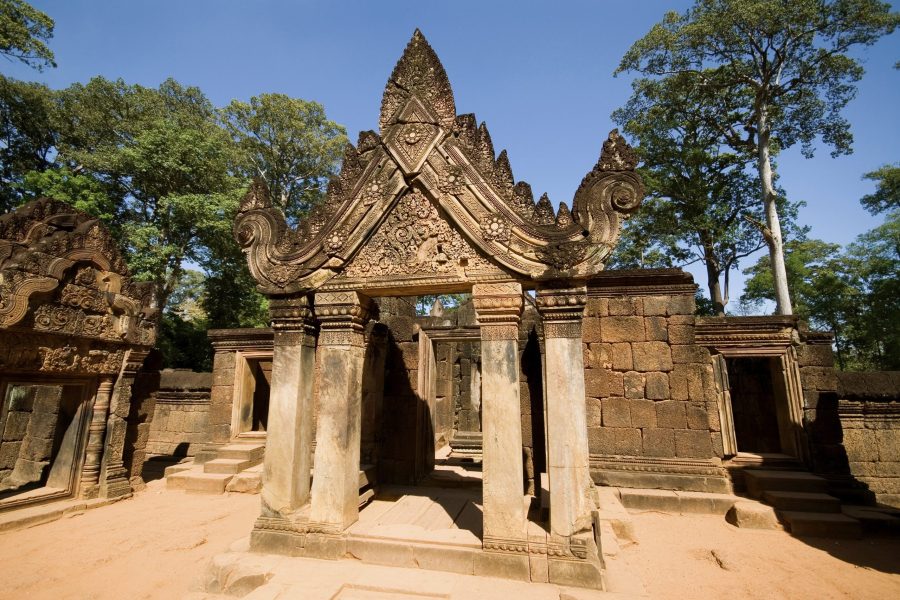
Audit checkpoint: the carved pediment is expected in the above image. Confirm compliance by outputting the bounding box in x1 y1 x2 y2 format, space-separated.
235 30 644 296
0 198 157 347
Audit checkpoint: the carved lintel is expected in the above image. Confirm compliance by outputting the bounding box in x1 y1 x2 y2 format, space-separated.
314 291 375 347
536 286 587 339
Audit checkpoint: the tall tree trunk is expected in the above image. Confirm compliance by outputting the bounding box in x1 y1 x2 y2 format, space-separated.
702 241 726 316
757 108 793 315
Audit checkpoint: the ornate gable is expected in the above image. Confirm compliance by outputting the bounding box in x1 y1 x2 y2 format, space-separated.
235 30 644 296
0 198 157 347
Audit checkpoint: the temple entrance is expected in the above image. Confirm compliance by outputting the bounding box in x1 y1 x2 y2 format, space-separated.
727 357 785 454
0 380 92 509
232 354 272 438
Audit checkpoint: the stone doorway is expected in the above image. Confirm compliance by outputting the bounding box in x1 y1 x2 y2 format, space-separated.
232 353 272 439
0 380 92 509
727 356 788 455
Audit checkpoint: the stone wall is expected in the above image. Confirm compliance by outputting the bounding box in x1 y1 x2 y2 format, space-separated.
837 371 900 508
144 370 212 458
583 270 729 493
0 385 63 488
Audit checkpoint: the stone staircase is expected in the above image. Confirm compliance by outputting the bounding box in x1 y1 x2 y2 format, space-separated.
166 442 265 494
744 469 862 538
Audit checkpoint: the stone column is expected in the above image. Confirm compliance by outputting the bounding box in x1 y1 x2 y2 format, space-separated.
472 282 527 544
536 286 594 538
308 291 374 533
100 350 148 498
81 375 115 498
260 295 318 518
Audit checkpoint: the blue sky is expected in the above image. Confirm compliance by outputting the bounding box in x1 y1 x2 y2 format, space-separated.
5 1 898 308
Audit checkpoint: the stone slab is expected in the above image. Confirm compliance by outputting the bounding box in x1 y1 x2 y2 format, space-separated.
725 500 779 530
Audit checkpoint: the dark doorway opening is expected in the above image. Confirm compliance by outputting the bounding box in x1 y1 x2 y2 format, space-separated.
727 357 782 454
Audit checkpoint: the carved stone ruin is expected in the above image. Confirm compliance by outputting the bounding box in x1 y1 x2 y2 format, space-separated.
0 198 157 509
234 30 644 587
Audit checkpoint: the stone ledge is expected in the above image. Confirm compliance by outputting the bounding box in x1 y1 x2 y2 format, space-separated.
616 487 737 515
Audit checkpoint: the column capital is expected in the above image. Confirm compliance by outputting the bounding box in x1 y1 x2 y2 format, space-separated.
473 282 523 341
314 291 375 346
536 285 587 338
270 294 317 346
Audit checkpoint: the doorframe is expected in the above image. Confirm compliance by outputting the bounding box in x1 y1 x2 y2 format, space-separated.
230 350 273 441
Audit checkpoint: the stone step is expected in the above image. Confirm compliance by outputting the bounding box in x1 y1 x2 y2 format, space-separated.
167 471 234 494
163 462 193 478
744 469 828 498
779 510 862 539
842 505 900 535
762 490 841 513
204 458 254 475
359 464 376 489
217 443 265 462
225 469 262 494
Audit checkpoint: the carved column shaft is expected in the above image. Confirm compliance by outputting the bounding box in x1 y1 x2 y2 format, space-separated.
81 375 115 497
472 282 527 544
259 295 318 518
308 291 374 532
536 286 594 538
100 350 147 498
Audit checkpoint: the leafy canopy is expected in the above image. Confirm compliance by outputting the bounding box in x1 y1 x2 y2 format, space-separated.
0 0 54 71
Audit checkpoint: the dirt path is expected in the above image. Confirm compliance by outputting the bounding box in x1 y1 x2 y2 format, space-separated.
1 483 899 599
0 479 259 600
622 511 900 600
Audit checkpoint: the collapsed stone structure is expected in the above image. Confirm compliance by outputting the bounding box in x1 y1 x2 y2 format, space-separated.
0 198 157 510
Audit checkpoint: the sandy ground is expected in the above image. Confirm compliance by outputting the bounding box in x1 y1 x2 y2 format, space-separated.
0 479 259 600
0 481 898 599
622 511 900 600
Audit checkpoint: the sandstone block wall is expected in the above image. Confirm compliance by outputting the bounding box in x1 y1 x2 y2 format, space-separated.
0 385 63 487
583 293 722 463
837 371 900 508
144 370 212 458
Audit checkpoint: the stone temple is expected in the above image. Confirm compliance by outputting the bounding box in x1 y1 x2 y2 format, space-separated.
0 29 898 595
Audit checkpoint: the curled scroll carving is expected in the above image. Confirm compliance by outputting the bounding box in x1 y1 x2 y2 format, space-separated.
235 31 644 295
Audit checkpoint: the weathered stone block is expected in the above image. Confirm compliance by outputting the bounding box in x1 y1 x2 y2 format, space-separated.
585 369 624 397
669 368 690 401
643 296 669 316
582 317 602 343
645 317 668 342
797 344 835 368
672 345 708 364
675 429 713 458
726 501 778 529
600 316 644 343
645 372 670 400
614 428 642 455
585 297 608 318
630 399 657 428
801 366 838 392
668 295 695 315
611 343 633 371
687 365 705 401
609 297 640 316
642 428 675 457
669 325 693 345
877 430 900 462
656 401 687 429
586 397 602 428
603 397 631 427
633 342 673 372
624 372 644 399
588 427 615 455
2 412 30 441
686 404 710 430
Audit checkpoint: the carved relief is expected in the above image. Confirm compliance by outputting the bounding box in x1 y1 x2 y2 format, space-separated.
235 30 644 295
341 190 492 279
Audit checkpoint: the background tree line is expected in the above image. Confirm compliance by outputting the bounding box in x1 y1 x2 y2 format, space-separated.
0 0 347 370
610 0 898 371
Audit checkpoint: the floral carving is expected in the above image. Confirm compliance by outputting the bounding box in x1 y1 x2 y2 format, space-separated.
343 190 490 278
481 214 511 243
438 165 466 194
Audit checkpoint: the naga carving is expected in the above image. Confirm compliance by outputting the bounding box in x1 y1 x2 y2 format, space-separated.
235 30 644 295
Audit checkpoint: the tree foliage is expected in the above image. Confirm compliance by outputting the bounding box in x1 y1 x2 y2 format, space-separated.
860 163 900 214
616 0 899 315
611 80 802 314
0 0 54 71
741 212 900 370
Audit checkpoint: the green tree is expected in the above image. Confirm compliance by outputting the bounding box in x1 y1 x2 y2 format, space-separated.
0 74 54 211
612 84 802 315
616 0 899 316
221 93 347 225
860 163 900 214
0 0 54 71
